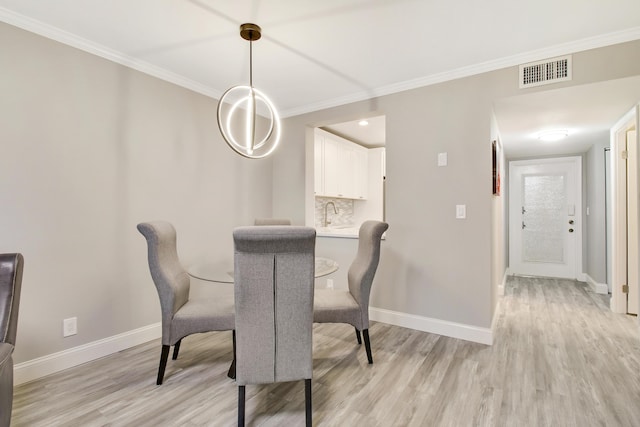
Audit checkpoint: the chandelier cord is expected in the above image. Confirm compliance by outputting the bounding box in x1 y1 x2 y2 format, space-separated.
249 40 253 88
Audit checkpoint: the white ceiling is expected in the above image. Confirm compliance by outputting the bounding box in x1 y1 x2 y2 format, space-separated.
1 0 639 152
495 76 640 158
323 115 386 148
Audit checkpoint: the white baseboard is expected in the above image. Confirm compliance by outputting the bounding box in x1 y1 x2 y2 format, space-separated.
14 322 161 386
584 273 609 295
369 307 493 345
14 309 496 385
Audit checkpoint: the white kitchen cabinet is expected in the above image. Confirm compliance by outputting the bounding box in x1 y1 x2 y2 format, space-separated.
352 146 368 200
314 138 324 195
314 129 368 199
322 135 340 197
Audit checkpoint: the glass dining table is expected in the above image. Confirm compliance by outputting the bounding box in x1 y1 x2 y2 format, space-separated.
187 256 339 283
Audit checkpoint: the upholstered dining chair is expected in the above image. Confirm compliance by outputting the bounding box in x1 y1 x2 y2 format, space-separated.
233 226 315 427
137 221 235 385
253 218 292 225
314 220 388 364
0 253 23 427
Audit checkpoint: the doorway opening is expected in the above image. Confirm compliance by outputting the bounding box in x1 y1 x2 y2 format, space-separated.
305 114 386 231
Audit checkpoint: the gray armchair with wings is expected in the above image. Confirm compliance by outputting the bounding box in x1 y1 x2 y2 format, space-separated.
313 220 388 364
0 253 23 427
233 226 316 427
137 221 235 385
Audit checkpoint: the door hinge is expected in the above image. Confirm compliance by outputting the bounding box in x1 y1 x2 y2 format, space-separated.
622 284 629 293
622 150 629 159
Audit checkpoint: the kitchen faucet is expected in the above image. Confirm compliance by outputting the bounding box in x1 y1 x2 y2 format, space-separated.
323 201 338 227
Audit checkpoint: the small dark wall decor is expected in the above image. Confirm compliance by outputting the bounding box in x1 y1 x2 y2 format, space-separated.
492 140 501 196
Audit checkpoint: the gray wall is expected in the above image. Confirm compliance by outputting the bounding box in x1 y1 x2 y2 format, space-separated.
586 139 611 284
273 40 640 330
2 19 640 365
0 23 273 363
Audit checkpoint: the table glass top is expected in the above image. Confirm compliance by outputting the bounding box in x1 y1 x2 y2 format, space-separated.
188 256 338 283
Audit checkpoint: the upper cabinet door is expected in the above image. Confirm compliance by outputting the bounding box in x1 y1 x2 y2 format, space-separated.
337 143 355 198
322 135 340 197
314 137 324 195
314 129 368 200
353 147 368 200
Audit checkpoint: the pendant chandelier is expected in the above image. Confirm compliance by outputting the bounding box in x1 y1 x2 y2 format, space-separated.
217 23 281 159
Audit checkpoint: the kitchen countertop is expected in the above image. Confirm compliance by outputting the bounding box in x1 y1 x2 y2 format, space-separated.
316 226 359 239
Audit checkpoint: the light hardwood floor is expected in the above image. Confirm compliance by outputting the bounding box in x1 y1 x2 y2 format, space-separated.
12 276 640 426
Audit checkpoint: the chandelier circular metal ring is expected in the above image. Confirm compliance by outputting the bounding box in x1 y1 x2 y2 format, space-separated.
217 85 281 159
216 23 281 159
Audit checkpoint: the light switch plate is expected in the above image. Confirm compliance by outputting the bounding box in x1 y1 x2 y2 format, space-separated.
456 204 466 219
438 152 448 166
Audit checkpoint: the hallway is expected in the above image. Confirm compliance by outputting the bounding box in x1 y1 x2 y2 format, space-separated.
493 275 640 426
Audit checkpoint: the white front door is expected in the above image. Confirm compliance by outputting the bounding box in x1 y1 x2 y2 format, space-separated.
509 157 582 279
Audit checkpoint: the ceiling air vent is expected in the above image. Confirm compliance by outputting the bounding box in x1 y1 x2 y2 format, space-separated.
519 55 572 89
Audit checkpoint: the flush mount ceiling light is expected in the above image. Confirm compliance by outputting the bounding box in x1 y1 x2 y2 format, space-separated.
358 120 369 126
217 23 281 159
537 130 569 142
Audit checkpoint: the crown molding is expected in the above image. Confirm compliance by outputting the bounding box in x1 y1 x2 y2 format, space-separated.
2 6 638 118
281 26 640 118
0 7 222 100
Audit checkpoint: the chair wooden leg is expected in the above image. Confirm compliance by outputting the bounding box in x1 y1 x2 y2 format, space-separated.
172 339 182 360
363 329 373 364
238 385 245 427
228 330 236 379
355 328 362 345
157 345 170 385
305 378 312 427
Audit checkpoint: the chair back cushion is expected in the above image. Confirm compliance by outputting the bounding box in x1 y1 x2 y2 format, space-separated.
348 221 389 328
0 253 23 345
137 222 190 343
234 226 315 385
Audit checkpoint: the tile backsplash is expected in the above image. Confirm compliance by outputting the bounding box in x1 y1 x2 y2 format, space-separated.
315 197 354 228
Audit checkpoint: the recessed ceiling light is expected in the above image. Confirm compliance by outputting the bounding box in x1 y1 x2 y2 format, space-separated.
358 120 369 126
537 130 568 142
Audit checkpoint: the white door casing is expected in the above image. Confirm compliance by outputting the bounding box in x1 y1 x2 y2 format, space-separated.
627 129 638 315
610 105 639 315
509 157 582 279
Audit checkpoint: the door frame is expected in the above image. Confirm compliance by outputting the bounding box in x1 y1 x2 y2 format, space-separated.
610 105 640 314
508 156 583 279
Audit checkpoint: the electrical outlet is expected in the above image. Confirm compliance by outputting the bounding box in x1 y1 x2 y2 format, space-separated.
327 279 334 289
63 317 77 337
